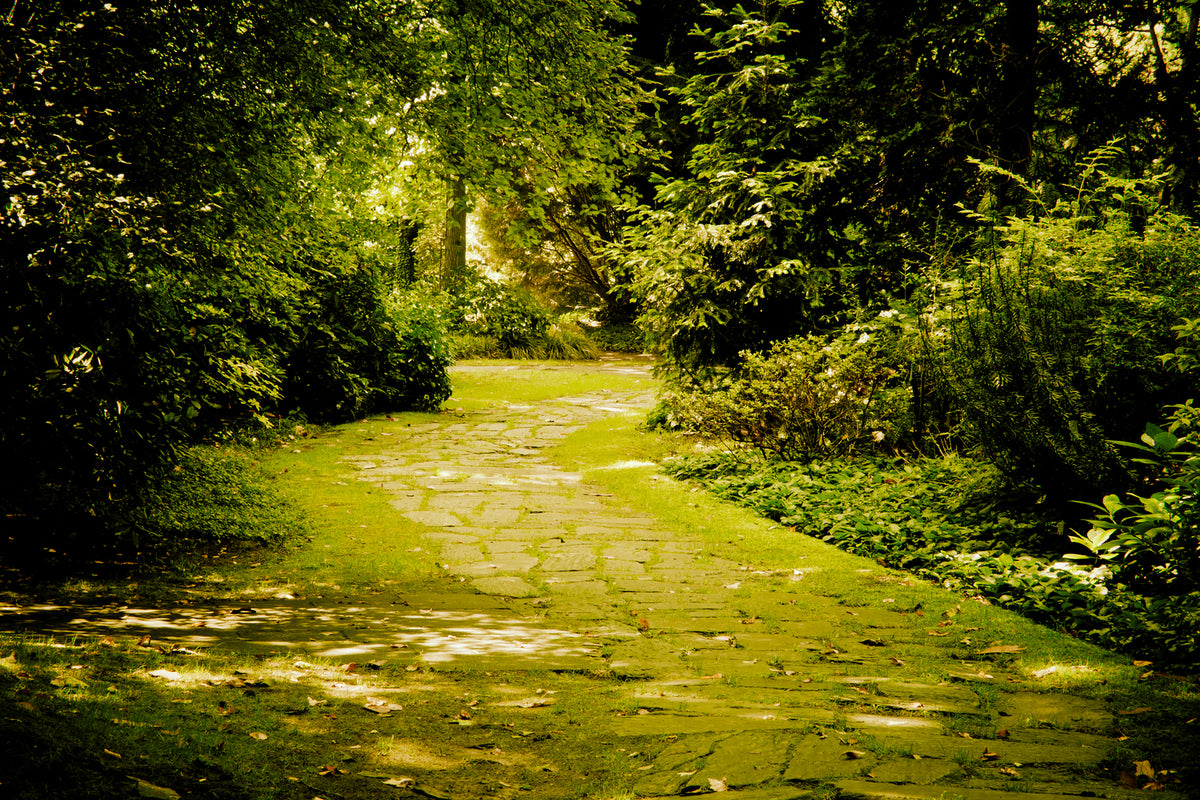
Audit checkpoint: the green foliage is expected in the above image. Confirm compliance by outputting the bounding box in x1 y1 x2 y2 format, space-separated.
444 273 598 360
616 2 846 383
539 322 602 361
127 446 302 551
672 330 911 459
0 1 449 540
1072 320 1200 595
284 274 451 419
665 450 1200 667
587 320 648 353
451 275 552 350
946 150 1200 498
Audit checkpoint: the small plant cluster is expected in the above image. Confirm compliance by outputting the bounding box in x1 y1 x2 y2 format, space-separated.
664 451 1200 668
1065 320 1200 625
445 271 600 360
660 310 921 459
585 320 648 353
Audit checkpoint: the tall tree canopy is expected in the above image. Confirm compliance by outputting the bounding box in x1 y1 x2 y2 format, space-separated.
613 0 1200 383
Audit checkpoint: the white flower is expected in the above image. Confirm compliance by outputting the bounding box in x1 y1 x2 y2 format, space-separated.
856 333 870 345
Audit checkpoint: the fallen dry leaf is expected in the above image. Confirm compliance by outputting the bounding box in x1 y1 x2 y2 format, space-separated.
1133 660 1153 667
889 657 905 666
1000 766 1020 777
249 732 268 741
976 645 1025 655
844 750 868 760
708 777 729 792
136 635 154 648
1119 707 1154 716
981 750 1000 761
134 779 180 799
1031 665 1059 679
148 669 182 681
382 777 415 788
363 698 404 714
1134 760 1156 780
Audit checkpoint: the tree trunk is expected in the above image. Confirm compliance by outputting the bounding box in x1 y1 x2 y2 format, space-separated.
441 174 468 292
1152 2 1200 212
998 0 1039 178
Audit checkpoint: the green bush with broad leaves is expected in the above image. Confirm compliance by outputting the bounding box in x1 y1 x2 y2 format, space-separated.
667 311 921 459
283 271 451 420
0 1 451 549
946 148 1200 499
1072 319 1200 596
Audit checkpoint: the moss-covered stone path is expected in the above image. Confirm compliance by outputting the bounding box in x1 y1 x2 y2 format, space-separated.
2 361 1173 800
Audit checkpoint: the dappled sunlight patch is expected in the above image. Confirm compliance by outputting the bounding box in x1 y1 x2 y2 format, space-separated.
376 738 473 770
596 460 658 471
400 613 594 664
1 598 600 668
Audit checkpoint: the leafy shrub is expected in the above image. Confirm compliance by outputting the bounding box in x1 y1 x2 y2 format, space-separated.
947 150 1200 498
539 322 601 360
448 332 506 359
1072 319 1200 595
449 273 552 350
126 445 304 552
588 320 648 353
283 269 451 419
381 288 454 410
673 327 913 459
446 272 600 360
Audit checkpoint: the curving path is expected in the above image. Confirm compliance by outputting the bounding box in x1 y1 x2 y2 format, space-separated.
1 361 1158 800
